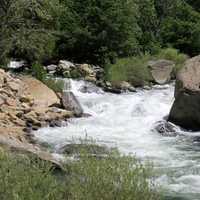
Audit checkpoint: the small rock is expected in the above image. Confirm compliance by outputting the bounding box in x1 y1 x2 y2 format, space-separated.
154 120 178 137
143 86 151 90
58 60 75 70
46 64 57 72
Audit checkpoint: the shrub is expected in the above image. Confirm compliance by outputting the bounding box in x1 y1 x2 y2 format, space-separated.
107 48 188 86
155 48 188 74
107 55 153 87
31 62 47 82
156 48 188 65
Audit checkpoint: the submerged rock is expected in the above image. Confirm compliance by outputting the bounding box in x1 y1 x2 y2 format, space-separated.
154 120 178 137
169 55 200 130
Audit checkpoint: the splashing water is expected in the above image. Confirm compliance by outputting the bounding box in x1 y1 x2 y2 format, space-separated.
35 80 200 199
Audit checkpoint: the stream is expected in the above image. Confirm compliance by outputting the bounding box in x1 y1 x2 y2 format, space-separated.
35 80 200 200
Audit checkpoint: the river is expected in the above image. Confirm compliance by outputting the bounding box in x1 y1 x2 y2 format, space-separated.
35 80 200 200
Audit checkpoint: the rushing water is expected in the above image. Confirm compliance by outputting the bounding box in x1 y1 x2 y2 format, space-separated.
35 80 200 200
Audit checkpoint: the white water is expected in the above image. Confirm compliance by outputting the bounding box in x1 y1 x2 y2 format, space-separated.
35 80 200 199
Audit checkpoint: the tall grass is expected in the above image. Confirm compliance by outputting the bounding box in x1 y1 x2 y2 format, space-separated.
0 147 161 200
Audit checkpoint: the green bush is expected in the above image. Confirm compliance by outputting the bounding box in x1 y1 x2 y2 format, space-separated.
0 147 160 200
107 55 153 87
156 48 188 65
155 48 188 74
31 63 47 82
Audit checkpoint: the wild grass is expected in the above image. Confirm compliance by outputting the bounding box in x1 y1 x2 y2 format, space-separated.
0 147 161 200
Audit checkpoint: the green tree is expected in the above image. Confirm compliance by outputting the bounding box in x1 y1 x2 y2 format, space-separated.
58 0 141 65
160 1 200 56
0 0 60 64
137 0 160 53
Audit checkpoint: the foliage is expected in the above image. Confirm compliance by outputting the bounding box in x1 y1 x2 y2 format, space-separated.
107 48 187 86
107 55 153 87
159 1 200 56
0 0 199 67
155 48 187 65
0 0 60 65
58 0 141 65
137 0 160 53
0 148 160 200
31 62 47 82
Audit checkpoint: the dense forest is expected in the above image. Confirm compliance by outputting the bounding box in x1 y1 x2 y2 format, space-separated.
0 0 199 66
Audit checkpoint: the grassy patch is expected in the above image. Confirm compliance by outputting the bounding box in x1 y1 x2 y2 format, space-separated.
0 147 160 200
107 48 188 86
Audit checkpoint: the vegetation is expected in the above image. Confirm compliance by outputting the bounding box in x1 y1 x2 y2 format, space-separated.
0 0 200 66
0 148 160 200
107 48 187 86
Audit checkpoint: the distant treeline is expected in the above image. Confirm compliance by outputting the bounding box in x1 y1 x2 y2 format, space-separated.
0 0 199 65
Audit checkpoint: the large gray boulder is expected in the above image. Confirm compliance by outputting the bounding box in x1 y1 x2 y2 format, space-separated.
148 59 175 84
169 55 200 130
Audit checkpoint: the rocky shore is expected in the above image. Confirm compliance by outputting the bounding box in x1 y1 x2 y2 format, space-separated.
0 69 76 166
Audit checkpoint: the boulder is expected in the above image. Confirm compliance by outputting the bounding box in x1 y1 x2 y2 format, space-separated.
148 59 175 84
62 91 83 117
22 77 60 108
78 64 95 76
169 55 200 130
